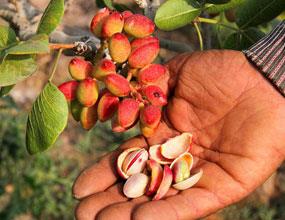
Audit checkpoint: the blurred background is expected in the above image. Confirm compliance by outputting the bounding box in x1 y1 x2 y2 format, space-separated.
0 0 285 219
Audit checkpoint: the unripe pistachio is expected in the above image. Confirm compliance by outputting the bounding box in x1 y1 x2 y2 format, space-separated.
104 73 131 97
90 7 110 37
131 36 159 50
58 80 79 101
70 100 82 122
109 33 131 63
68 58 93 80
97 90 119 122
140 105 161 128
80 105 97 130
122 10 133 20
92 59 116 81
117 98 140 128
140 123 156 138
102 12 124 38
124 14 155 38
137 64 166 85
128 42 159 68
141 85 167 106
76 78 99 107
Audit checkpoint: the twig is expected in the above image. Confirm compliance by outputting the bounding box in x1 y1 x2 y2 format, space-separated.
49 31 100 56
1 0 193 57
49 43 75 50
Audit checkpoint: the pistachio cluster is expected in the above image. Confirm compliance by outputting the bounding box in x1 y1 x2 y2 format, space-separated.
58 8 168 136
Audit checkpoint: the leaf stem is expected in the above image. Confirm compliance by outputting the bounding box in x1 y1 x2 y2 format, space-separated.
197 17 239 31
197 17 218 24
49 48 63 82
49 43 75 50
193 22 204 51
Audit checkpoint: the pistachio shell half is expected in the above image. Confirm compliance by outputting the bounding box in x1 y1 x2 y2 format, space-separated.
123 173 149 198
117 147 148 179
161 133 192 159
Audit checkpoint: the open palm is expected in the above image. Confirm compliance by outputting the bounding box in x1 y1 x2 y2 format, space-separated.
73 50 285 220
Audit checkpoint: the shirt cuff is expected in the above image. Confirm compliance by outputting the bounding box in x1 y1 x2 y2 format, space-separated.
243 20 285 96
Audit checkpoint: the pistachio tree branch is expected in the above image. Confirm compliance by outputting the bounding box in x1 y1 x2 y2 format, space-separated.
0 0 189 57
134 0 165 19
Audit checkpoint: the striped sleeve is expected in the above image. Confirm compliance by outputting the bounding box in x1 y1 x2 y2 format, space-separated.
243 20 285 96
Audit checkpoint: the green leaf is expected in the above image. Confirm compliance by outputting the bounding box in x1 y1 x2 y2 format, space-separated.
205 0 230 4
0 26 17 49
0 85 14 97
0 55 37 86
236 0 285 28
155 0 201 31
113 3 132 12
205 0 245 14
223 27 265 50
96 0 114 9
26 82 68 154
1 34 49 59
37 0 65 35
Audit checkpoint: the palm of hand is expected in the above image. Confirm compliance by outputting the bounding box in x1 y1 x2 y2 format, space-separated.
73 50 285 220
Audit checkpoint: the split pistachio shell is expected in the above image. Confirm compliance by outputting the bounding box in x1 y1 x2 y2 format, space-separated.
117 147 148 179
161 133 192 159
170 152 193 183
153 165 173 200
149 144 173 165
123 149 149 176
172 169 203 190
123 173 149 198
116 132 202 200
146 160 163 196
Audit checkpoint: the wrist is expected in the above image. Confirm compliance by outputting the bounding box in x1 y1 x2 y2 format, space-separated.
243 21 285 96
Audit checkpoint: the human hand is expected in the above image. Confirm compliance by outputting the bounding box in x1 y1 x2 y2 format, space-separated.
72 50 285 220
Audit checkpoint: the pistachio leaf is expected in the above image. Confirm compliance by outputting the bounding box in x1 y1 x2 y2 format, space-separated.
0 26 17 49
26 82 68 154
37 0 65 35
205 0 230 4
205 0 245 14
0 85 14 97
155 0 201 31
223 27 265 50
236 0 285 28
0 55 37 87
1 34 49 59
96 0 114 9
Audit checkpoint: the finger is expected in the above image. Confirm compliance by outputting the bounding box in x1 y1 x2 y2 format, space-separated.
73 136 147 200
132 188 220 220
133 161 247 220
75 183 127 220
96 196 149 220
96 188 179 220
